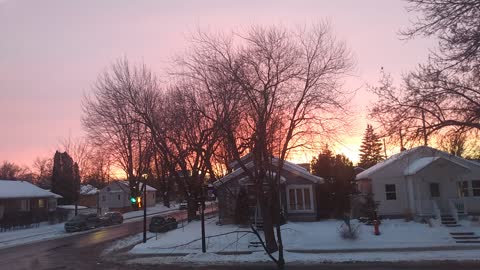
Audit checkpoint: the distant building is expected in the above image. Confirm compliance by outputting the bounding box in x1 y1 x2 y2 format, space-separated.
98 181 156 212
0 180 61 226
79 184 99 208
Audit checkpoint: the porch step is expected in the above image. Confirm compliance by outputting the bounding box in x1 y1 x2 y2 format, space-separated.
450 232 475 236
441 221 457 225
441 217 455 221
452 236 480 240
248 241 262 248
456 240 480 244
445 224 461 227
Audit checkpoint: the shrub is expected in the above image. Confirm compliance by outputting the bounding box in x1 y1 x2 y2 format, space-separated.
339 216 360 240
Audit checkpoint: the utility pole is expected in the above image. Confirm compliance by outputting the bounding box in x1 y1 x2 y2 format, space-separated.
142 174 148 243
201 185 206 253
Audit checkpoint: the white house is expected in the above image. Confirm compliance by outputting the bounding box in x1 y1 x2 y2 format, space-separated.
98 181 156 212
355 146 480 220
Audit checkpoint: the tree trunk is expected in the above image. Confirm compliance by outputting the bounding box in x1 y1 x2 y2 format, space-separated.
259 194 278 253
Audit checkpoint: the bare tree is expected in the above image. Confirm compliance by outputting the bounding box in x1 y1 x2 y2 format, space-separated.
370 1 480 144
177 23 353 267
82 59 155 207
32 156 53 188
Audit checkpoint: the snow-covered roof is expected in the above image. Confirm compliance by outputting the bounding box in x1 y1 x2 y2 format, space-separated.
0 180 61 199
213 157 323 187
404 156 470 176
356 145 480 180
80 184 99 195
117 181 157 192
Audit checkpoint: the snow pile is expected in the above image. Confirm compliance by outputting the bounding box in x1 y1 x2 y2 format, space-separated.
0 180 59 199
57 205 88 210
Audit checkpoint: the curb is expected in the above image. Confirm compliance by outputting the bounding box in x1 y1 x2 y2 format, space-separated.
286 245 480 254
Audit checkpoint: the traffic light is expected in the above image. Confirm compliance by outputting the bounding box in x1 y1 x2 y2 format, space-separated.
137 196 142 208
130 197 137 204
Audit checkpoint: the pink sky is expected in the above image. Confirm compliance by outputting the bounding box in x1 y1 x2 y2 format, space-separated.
0 0 434 166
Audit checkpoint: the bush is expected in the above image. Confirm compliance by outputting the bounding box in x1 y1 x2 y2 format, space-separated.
338 216 360 240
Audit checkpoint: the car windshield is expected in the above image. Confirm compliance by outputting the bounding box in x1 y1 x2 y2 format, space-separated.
152 217 165 223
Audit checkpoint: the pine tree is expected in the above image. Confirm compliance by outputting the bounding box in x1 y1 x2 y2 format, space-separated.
311 145 355 218
358 124 384 169
51 151 80 205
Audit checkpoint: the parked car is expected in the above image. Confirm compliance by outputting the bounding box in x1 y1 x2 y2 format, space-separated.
64 213 102 232
100 211 124 226
179 201 187 210
149 216 178 233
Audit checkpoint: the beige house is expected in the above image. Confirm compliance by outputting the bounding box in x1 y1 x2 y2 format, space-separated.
356 146 480 221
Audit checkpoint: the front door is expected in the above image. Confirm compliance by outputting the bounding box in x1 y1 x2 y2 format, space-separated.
429 183 446 212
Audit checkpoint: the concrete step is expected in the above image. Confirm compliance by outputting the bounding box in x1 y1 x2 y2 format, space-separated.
450 232 475 236
452 236 480 240
441 221 457 225
441 217 455 221
446 224 462 227
456 240 480 244
441 215 453 218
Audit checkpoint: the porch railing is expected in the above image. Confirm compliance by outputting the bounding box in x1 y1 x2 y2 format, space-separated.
432 200 441 220
448 200 459 222
449 198 466 214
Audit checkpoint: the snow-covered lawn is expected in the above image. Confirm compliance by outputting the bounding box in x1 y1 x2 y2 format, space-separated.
131 219 456 255
127 218 480 264
0 222 68 249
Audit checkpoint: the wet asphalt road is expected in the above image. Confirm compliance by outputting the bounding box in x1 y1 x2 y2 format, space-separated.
0 208 215 270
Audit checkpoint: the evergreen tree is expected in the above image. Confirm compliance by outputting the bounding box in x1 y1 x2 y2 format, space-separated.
311 145 356 218
358 124 384 169
51 151 80 205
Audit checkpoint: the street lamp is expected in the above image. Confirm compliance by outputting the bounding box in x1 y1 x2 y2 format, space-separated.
142 173 148 243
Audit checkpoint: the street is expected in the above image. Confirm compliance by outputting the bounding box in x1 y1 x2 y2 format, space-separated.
0 207 479 270
0 208 214 270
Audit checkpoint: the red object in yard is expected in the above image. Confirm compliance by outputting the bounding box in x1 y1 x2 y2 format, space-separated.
373 220 380 235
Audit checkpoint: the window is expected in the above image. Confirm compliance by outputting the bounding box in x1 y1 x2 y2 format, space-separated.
102 195 106 202
287 185 313 212
20 199 30 211
429 183 440 198
38 199 45 208
473 180 480 197
385 184 396 200
117 195 121 200
457 181 469 197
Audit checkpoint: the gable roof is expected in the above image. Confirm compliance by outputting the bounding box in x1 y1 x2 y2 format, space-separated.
214 157 323 187
0 180 61 199
117 181 157 192
356 145 480 180
80 184 99 195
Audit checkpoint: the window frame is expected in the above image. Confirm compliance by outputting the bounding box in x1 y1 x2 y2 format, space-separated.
472 180 480 197
385 184 397 200
457 181 469 197
286 184 314 213
429 183 440 198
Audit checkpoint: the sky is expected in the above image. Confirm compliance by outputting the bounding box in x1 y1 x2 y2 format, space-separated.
0 0 435 167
